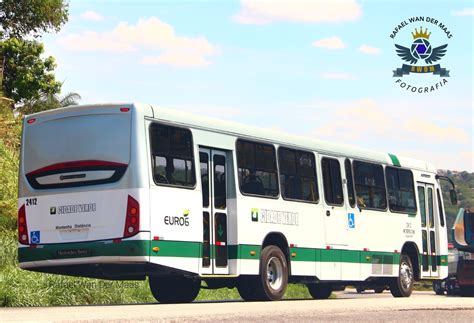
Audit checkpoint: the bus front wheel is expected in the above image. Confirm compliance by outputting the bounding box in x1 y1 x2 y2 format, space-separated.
238 245 288 301
390 254 414 297
149 276 200 303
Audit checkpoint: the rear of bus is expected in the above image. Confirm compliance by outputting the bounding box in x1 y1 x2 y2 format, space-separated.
17 103 153 279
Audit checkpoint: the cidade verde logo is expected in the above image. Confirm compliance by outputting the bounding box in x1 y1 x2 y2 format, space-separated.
390 17 452 94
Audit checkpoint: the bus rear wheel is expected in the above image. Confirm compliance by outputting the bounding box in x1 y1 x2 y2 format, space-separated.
390 254 414 297
237 245 288 301
307 284 332 299
149 276 200 303
433 281 444 295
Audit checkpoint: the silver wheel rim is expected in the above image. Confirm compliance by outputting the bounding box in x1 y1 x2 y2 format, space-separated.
400 261 413 290
267 256 283 290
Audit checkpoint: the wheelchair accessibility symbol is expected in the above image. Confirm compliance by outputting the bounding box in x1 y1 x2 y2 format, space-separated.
31 231 41 244
348 213 355 229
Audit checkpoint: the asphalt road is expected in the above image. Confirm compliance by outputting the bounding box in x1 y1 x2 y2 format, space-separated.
1 290 473 322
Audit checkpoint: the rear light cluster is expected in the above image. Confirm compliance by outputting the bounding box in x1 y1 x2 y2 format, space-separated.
123 195 140 238
18 205 29 244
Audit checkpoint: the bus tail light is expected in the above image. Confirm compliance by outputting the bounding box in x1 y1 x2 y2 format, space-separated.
18 205 29 245
123 195 140 238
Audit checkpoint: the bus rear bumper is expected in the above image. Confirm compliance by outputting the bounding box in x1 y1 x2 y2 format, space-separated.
18 235 152 278
17 235 198 280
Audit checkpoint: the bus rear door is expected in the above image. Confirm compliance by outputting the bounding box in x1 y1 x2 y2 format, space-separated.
199 148 230 275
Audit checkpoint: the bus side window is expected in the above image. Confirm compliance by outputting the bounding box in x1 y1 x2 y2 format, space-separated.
353 161 387 210
236 139 278 197
322 158 343 205
385 167 416 214
278 147 318 203
150 123 196 188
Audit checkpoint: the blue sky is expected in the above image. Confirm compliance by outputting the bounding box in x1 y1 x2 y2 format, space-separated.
41 0 473 171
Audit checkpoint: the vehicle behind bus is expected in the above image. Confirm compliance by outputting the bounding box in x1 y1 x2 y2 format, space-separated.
433 208 474 296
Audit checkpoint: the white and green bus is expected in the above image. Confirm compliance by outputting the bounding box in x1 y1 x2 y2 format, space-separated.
18 103 457 302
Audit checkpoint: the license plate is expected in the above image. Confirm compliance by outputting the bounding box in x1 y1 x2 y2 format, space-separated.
56 248 90 257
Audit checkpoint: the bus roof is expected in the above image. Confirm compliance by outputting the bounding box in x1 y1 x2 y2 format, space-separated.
26 102 438 173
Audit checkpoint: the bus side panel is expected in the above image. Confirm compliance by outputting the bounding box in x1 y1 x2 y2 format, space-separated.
236 194 325 277
148 185 202 274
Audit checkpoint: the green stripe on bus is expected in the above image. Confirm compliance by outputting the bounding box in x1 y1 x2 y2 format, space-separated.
150 240 201 258
18 240 447 267
290 247 400 264
388 153 401 167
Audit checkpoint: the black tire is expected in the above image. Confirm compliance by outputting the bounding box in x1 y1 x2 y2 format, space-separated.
307 284 332 299
237 245 288 301
433 281 444 295
374 287 384 294
390 254 414 297
237 276 260 301
446 281 454 296
356 286 364 294
149 276 200 303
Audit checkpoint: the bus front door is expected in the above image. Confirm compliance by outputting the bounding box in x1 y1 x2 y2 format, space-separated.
417 183 439 277
199 148 229 275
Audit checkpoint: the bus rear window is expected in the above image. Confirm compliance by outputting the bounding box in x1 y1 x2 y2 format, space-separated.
150 123 196 188
23 113 130 189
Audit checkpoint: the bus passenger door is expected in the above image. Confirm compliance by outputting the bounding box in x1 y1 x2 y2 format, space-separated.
199 148 229 275
320 156 348 246
417 183 439 277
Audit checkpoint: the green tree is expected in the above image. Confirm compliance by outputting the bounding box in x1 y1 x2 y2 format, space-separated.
0 0 68 39
0 38 61 105
21 91 81 114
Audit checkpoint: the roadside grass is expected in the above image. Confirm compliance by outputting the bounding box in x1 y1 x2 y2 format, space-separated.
1 233 313 306
1 226 312 306
414 282 434 291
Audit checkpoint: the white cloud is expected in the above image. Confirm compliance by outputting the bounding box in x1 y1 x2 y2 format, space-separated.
233 0 362 24
321 72 355 80
358 44 381 55
58 17 218 68
312 36 345 49
283 97 471 171
400 149 473 172
403 120 469 144
80 10 104 21
451 8 474 16
311 98 470 145
142 53 210 68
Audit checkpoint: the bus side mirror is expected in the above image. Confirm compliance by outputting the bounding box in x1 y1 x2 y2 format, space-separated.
450 189 458 205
